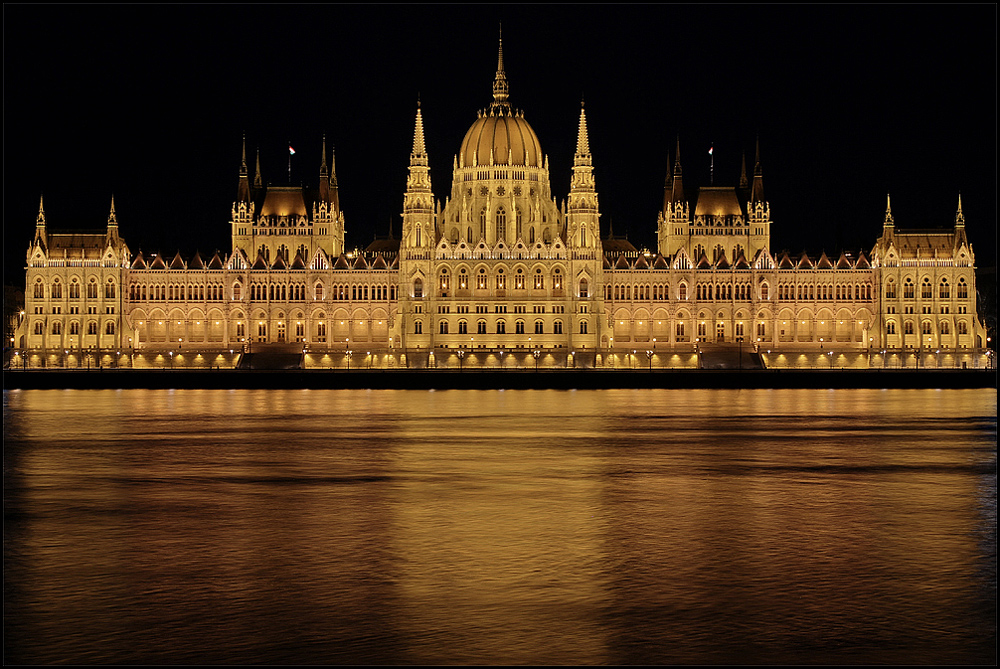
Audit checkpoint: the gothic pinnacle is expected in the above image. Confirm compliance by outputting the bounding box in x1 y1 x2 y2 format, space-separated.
410 102 428 167
108 195 117 225
491 27 510 110
36 194 45 225
575 100 591 159
884 193 894 226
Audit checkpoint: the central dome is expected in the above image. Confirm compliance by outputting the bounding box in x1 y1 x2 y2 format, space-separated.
460 110 542 168
458 36 543 169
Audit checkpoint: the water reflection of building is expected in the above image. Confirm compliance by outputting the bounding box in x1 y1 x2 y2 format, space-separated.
14 42 988 369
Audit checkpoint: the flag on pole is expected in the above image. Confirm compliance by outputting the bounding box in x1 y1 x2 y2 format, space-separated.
289 146 296 155
708 146 713 155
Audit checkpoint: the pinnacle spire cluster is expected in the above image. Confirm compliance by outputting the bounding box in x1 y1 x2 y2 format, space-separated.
575 101 591 162
411 101 428 165
491 27 509 110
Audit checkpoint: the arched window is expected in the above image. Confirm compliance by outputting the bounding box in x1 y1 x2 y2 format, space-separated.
70 280 80 299
885 279 896 299
413 278 423 298
314 283 324 301
496 207 507 242
88 280 99 299
52 321 62 335
34 279 44 298
579 320 588 334
534 320 544 334
105 279 116 299
496 320 506 334
105 321 115 335
515 320 525 334
761 283 769 300
477 269 487 290
439 320 449 335
957 278 968 299
921 278 932 299
458 320 468 334
887 321 896 335
903 278 914 299
51 279 62 299
579 278 589 298
939 279 950 299
679 283 687 300
533 269 544 290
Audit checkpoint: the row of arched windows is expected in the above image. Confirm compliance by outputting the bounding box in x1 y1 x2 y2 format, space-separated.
37 320 114 335
34 278 111 299
887 277 967 300
427 319 581 335
886 320 970 336
776 283 873 301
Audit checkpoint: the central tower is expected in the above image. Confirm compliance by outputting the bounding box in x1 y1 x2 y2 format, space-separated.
396 34 605 357
442 35 561 248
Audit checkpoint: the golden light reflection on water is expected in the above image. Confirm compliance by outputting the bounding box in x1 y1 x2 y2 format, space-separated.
3 389 996 664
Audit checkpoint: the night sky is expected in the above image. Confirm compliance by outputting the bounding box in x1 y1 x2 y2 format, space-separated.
5 4 996 287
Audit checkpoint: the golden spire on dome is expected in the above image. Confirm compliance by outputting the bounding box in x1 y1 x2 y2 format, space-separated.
491 25 510 112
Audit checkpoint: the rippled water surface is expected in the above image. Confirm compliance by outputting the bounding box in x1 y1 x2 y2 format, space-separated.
4 388 996 664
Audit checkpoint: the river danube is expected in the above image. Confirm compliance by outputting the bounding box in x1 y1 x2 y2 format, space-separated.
4 388 996 664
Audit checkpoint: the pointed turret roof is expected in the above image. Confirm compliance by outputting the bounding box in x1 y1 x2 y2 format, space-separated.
575 100 591 161
169 251 186 269
491 27 510 112
670 136 685 203
238 135 251 202
188 251 204 269
411 101 428 166
750 137 764 203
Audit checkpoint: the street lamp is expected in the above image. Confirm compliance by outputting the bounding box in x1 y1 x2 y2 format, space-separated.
646 349 653 371
457 349 465 371
533 349 540 371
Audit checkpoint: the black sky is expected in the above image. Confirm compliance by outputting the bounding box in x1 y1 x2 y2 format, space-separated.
5 4 996 286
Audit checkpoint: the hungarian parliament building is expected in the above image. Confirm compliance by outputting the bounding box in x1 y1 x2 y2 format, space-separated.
15 45 988 370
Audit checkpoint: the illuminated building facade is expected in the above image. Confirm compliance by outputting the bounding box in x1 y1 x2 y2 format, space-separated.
14 44 988 369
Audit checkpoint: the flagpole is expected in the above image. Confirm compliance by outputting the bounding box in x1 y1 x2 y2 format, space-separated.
709 143 714 186
288 139 292 184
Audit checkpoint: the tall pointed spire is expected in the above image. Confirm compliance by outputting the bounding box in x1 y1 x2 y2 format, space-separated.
574 100 591 164
320 134 328 175
319 134 331 203
955 192 964 227
237 135 251 202
108 195 117 226
330 145 338 186
491 26 510 112
739 151 748 189
670 135 685 203
411 100 427 163
750 136 764 203
884 193 894 227
253 147 262 188
34 194 47 246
